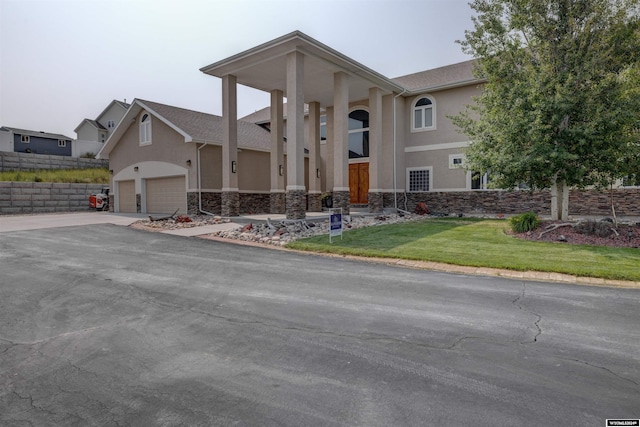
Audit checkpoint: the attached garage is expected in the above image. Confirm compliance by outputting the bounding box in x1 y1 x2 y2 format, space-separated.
117 180 137 213
145 176 187 214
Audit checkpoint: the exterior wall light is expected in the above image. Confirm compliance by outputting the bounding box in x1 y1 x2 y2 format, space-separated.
279 165 284 176
186 159 191 167
231 160 237 174
134 166 139 172
316 168 321 178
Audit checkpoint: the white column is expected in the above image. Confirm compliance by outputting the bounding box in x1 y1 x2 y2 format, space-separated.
286 51 305 191
368 87 382 192
308 101 321 193
270 90 284 192
333 71 349 193
222 74 238 192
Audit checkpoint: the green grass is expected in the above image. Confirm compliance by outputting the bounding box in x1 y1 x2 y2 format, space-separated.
0 168 109 184
287 218 640 282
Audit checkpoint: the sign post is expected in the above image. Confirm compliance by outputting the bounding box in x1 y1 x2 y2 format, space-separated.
329 208 343 243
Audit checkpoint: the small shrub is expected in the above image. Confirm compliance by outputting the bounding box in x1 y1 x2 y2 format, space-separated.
510 212 540 233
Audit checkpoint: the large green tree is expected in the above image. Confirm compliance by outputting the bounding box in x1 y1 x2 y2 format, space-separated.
452 0 640 220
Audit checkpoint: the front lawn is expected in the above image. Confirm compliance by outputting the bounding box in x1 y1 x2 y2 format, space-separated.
287 218 640 282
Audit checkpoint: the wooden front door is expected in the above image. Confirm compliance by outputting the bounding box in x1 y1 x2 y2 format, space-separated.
349 163 369 204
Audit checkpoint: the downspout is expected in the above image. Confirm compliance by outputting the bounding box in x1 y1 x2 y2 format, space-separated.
393 89 408 211
197 143 216 216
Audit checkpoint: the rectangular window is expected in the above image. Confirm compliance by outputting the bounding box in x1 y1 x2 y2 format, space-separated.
471 171 490 190
21 135 30 143
408 167 431 192
414 110 422 129
107 120 115 128
449 154 464 169
58 140 67 147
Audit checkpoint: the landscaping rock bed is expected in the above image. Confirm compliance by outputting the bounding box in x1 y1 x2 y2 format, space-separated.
515 220 640 248
132 213 424 246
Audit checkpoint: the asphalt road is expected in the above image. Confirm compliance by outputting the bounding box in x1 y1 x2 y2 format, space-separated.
0 225 638 426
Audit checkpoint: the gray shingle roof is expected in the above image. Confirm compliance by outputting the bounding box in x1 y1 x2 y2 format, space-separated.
138 99 272 151
391 59 480 92
1 126 73 141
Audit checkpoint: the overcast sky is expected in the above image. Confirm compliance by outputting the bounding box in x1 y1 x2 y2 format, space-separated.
0 0 475 138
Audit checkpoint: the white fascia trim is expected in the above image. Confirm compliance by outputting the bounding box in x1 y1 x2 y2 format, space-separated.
405 141 470 153
286 185 307 191
221 187 240 192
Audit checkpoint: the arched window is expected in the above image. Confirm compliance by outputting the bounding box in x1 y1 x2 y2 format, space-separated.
348 109 369 158
139 113 152 145
412 96 435 131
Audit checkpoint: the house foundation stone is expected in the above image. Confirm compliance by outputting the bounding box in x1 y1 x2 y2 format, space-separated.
270 192 286 214
368 192 383 213
307 192 322 212
286 189 306 219
332 190 350 215
221 191 239 217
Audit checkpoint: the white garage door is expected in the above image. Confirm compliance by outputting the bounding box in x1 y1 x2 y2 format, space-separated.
145 176 187 214
117 180 136 213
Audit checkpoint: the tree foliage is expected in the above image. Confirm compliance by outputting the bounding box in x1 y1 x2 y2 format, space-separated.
452 0 640 195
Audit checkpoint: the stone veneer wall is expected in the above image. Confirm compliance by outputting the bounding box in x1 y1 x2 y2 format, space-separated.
240 193 271 215
0 182 105 215
0 152 108 172
186 192 273 216
187 192 222 215
382 189 640 217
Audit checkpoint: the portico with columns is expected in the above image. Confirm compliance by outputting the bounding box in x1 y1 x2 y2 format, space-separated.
200 31 403 219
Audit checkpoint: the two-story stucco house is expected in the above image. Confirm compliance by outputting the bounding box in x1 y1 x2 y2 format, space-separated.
98 31 486 217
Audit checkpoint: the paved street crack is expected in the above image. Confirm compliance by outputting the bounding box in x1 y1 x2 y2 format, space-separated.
513 282 543 344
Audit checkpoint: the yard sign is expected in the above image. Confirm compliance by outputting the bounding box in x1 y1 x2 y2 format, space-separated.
329 208 342 243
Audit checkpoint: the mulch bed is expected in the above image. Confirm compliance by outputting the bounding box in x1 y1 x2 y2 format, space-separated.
514 221 640 248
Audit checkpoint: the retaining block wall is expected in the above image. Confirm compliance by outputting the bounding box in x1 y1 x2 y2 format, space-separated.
0 182 105 215
0 151 108 172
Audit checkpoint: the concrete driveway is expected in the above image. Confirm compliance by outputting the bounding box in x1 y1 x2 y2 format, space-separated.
0 211 146 233
1 225 639 426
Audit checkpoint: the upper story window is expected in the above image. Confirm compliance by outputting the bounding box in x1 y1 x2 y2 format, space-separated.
58 140 67 147
139 113 152 145
100 133 106 143
412 96 435 131
348 109 369 159
21 135 30 143
107 120 115 129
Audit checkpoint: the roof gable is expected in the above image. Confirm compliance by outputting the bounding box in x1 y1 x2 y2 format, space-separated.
98 99 272 159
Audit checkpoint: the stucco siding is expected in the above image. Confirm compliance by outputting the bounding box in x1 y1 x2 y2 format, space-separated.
239 150 270 192
403 85 479 149
108 111 198 189
199 145 222 190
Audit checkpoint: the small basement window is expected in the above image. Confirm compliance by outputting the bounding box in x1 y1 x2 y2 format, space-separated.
21 135 30 143
58 140 67 147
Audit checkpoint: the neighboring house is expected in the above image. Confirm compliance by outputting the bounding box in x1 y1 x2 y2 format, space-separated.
74 100 130 157
0 126 73 156
98 99 292 215
0 128 12 152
